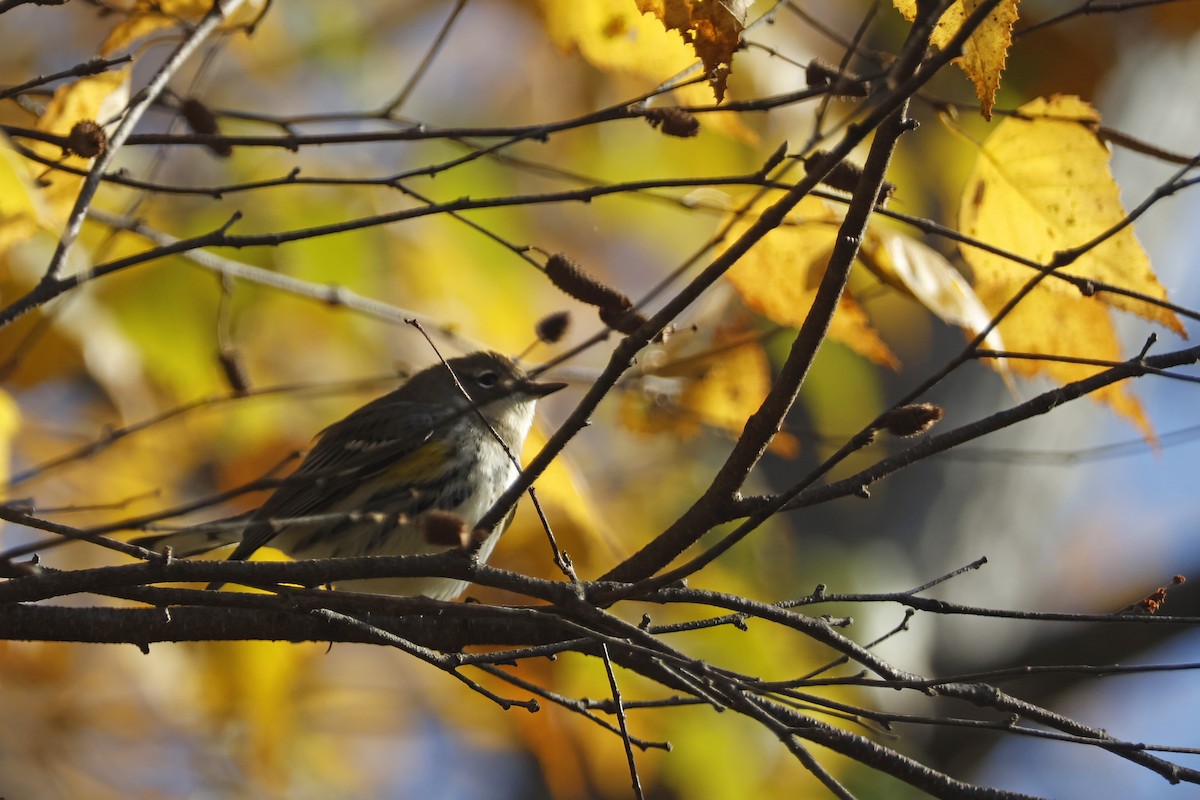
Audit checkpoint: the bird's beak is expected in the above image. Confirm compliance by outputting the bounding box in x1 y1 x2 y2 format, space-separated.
524 378 568 398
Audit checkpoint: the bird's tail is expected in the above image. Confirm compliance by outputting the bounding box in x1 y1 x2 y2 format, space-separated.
129 517 245 558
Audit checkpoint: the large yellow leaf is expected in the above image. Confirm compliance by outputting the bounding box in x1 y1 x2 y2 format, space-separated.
974 280 1152 437
723 195 897 368
894 0 1020 119
960 95 1181 435
961 95 1182 331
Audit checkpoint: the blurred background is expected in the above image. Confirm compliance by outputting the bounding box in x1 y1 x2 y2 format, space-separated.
1 1 1198 797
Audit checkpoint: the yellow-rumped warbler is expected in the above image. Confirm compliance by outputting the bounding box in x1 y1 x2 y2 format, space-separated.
135 351 565 600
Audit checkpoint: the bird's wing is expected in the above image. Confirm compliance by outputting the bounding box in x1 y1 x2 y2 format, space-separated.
229 393 451 560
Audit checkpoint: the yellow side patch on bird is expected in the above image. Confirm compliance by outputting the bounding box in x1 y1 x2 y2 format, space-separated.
378 439 454 484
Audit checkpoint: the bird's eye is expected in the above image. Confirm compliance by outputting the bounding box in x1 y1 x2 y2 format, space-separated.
475 370 500 388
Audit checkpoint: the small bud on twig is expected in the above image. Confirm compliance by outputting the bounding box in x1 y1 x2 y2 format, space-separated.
66 120 107 159
545 253 648 334
805 58 871 97
876 403 944 438
806 150 896 206
423 510 470 549
218 348 251 396
180 97 232 157
535 311 571 344
644 107 700 138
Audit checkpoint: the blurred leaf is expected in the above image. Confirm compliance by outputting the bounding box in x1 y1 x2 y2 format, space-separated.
101 0 268 55
0 389 19 487
861 228 997 345
894 0 1020 119
859 226 1012 385
192 638 322 790
501 425 616 578
0 135 54 254
723 194 898 368
619 309 797 455
31 69 130 221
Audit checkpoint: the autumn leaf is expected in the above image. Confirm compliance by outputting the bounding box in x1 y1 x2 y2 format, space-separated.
634 0 749 102
0 390 19 488
101 0 268 54
859 227 1011 384
960 94 1182 435
192 639 321 789
535 0 756 141
894 0 1020 119
617 293 799 455
723 195 898 369
31 69 130 220
620 321 762 434
0 134 54 254
973 280 1152 435
506 426 616 569
961 95 1182 331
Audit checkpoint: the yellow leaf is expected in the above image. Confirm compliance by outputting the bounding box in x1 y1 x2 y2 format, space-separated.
539 0 695 83
960 95 1179 435
512 426 614 567
961 95 1182 332
534 0 757 142
0 389 20 488
723 195 898 368
0 134 54 254
894 0 1020 119
677 326 771 436
974 280 1152 438
634 0 749 102
192 639 320 790
618 307 799 456
860 228 1010 376
101 0 268 54
32 69 131 220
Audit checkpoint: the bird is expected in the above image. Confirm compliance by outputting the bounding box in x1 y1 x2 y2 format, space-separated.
133 351 566 600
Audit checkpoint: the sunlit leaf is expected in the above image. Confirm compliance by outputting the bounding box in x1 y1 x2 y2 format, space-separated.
962 95 1181 331
535 0 757 141
723 195 898 368
634 0 749 102
32 69 131 220
960 94 1180 434
101 0 268 54
973 279 1152 437
894 0 1020 119
860 227 1012 384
